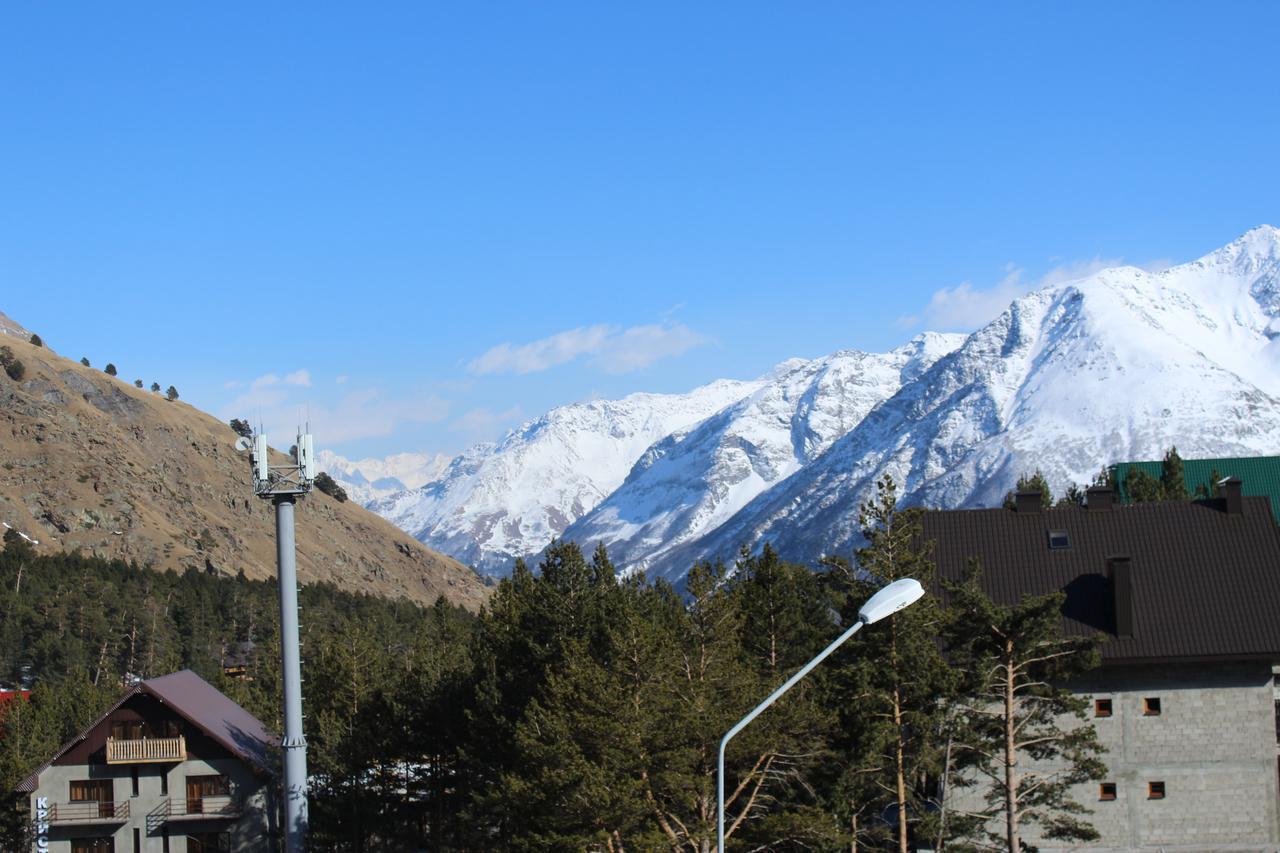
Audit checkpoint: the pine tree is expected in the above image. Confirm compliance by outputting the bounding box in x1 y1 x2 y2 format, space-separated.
0 346 24 381
104 363 117 377
827 476 957 853
1123 467 1162 502
165 385 179 401
944 562 1107 852
1057 484 1085 507
134 379 143 388
80 357 90 367
1160 446 1190 501
1002 471 1052 510
150 382 160 393
28 334 41 347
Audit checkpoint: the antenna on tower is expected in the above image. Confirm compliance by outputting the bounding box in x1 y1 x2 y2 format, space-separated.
237 408 316 853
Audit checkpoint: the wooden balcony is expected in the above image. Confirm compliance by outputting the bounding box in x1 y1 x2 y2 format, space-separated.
48 800 130 823
105 735 186 764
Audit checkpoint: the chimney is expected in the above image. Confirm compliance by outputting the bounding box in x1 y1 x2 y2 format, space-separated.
1219 477 1243 515
1108 556 1134 638
1086 486 1113 511
1015 490 1042 514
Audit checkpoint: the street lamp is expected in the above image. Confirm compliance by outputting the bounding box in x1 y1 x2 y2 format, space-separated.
716 577 926 853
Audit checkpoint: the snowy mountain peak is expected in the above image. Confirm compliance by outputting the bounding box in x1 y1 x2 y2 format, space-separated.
359 228 1280 584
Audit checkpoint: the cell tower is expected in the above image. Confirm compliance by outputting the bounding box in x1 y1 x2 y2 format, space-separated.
239 426 317 853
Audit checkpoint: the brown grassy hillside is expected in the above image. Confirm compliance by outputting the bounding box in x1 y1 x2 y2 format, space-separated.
0 332 490 610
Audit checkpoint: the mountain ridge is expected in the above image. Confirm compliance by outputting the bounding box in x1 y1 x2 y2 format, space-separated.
0 333 490 609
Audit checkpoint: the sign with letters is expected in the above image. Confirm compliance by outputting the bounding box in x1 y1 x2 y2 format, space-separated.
33 796 49 849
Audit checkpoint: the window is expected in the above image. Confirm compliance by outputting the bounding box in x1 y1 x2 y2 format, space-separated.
186 832 231 853
1048 529 1070 549
71 840 115 853
1148 780 1166 799
1143 697 1162 716
133 828 141 853
131 767 139 797
1099 782 1116 801
1094 698 1113 717
185 774 230 815
160 769 168 797
110 718 181 739
70 779 115 819
70 779 113 802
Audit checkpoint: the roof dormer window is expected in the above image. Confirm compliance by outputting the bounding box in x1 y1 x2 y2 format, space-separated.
1048 529 1070 550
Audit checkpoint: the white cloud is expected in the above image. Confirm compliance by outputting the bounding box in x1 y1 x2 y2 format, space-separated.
220 380 449 447
284 369 311 387
903 256 1128 332
468 322 708 375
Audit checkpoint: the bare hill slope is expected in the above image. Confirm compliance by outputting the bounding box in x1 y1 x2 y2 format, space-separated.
0 333 489 609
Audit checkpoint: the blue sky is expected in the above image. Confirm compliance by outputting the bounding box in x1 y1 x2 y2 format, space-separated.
2 3 1277 458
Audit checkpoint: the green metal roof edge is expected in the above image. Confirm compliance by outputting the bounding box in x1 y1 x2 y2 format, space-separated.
1107 455 1280 523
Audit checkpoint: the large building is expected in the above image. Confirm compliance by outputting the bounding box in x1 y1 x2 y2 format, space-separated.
923 479 1280 851
17 670 277 853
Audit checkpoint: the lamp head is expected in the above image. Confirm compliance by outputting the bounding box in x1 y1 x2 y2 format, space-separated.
858 578 925 624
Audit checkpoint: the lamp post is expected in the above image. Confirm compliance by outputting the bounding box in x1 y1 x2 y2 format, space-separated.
716 577 926 853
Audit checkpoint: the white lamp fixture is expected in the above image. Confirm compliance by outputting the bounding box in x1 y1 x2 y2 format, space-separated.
717 577 927 852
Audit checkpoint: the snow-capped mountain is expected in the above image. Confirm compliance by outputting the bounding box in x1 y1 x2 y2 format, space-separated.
557 332 965 574
316 449 453 505
369 378 761 573
641 225 1280 581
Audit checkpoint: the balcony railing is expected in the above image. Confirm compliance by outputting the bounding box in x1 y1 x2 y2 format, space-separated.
156 795 242 821
48 800 130 823
105 735 186 764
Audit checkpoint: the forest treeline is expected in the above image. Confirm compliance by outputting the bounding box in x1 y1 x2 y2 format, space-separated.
0 479 1105 852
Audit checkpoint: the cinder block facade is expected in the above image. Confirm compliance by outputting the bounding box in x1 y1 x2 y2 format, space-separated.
1044 662 1279 851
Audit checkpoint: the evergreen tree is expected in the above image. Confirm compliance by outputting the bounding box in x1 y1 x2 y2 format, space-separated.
80 357 90 367
134 379 143 388
104 363 117 377
314 472 348 502
1057 484 1085 507
1002 471 1052 510
0 346 25 381
229 418 253 439
1194 468 1224 500
827 476 957 852
150 382 160 393
944 562 1106 852
1160 447 1189 501
28 334 41 347
165 385 179 401
1123 467 1162 502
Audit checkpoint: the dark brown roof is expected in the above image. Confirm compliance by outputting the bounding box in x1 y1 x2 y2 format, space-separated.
920 495 1280 664
16 669 277 792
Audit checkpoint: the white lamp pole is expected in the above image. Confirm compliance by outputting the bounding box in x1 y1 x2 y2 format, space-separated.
716 578 925 853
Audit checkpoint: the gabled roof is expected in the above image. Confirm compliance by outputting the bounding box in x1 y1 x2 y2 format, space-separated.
16 669 277 792
920 495 1280 664
1109 455 1280 524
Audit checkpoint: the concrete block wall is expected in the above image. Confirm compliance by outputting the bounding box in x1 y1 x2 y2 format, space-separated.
947 660 1280 852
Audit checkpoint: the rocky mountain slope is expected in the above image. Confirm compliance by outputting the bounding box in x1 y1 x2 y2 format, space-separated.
647 225 1280 580
0 334 490 609
557 333 965 574
369 379 760 574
